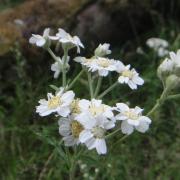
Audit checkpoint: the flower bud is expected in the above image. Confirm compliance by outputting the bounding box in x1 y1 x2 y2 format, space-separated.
165 74 180 90
94 43 111 57
157 58 174 83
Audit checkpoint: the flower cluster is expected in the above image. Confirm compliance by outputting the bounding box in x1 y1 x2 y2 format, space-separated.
75 44 144 89
157 50 180 88
30 28 152 155
146 37 169 57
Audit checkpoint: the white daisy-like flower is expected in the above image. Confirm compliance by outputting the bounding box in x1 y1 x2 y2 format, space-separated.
51 57 63 79
75 56 117 76
115 103 151 135
116 64 144 89
76 113 115 154
146 37 169 57
49 28 84 53
29 28 50 47
58 116 84 146
77 99 114 119
169 49 180 68
94 43 111 57
51 56 70 79
36 88 75 117
146 38 168 49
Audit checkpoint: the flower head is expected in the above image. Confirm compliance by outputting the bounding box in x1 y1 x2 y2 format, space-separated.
36 88 75 117
50 28 84 53
94 43 111 57
116 64 144 89
77 99 114 119
29 28 50 47
115 103 151 135
59 116 84 146
76 113 115 154
146 37 169 57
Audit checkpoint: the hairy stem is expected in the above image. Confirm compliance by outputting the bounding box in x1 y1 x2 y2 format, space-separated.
62 48 68 87
87 72 94 99
98 81 118 99
67 69 84 90
94 77 102 98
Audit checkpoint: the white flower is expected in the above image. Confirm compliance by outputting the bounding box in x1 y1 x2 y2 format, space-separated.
51 57 63 79
76 113 115 154
29 28 50 47
75 57 118 76
50 28 84 53
94 43 111 57
51 56 70 79
169 50 180 68
58 116 84 146
157 58 174 80
146 38 169 49
77 99 114 119
146 37 169 57
115 103 151 135
116 64 144 89
36 88 75 117
157 47 169 57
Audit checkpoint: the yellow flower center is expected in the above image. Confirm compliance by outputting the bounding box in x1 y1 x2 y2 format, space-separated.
48 96 61 109
124 111 139 120
122 70 133 78
89 104 105 116
71 99 81 114
71 120 84 138
97 58 110 68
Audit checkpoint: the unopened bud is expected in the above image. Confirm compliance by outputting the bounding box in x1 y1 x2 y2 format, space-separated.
165 74 180 90
94 43 111 57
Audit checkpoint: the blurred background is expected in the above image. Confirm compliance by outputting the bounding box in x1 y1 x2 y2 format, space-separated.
0 0 180 179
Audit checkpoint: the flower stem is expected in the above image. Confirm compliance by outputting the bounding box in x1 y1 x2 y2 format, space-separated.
67 69 84 90
147 87 169 117
166 94 180 100
110 135 129 150
47 48 58 61
87 72 94 99
98 81 118 99
105 128 121 139
62 48 68 87
94 77 102 98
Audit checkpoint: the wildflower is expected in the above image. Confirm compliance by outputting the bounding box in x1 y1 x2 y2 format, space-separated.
146 37 169 57
169 50 180 70
51 56 70 79
116 64 144 89
157 58 174 80
58 116 84 146
29 28 50 47
76 113 115 154
50 28 84 53
77 99 114 119
51 57 63 79
115 103 151 135
94 43 111 57
36 88 75 117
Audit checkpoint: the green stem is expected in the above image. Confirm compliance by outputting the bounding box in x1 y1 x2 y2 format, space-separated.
105 128 121 139
94 77 102 98
47 48 58 61
62 48 68 87
67 69 84 90
110 135 129 150
98 81 118 99
166 94 180 100
147 88 169 117
87 72 94 99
